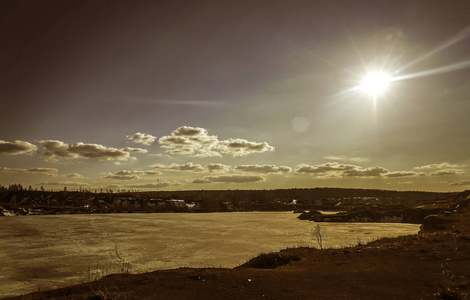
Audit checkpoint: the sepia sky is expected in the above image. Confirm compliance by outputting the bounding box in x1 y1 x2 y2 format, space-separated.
1 0 470 192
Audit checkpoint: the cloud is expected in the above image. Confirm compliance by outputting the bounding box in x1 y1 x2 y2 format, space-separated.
343 166 389 177
124 181 181 189
0 140 37 156
206 163 231 173
151 163 231 173
383 171 426 178
40 140 147 161
429 169 465 176
234 164 291 174
449 180 470 186
63 173 84 178
151 163 205 172
296 163 431 178
323 155 370 163
0 167 58 176
103 170 161 180
104 171 140 180
158 126 220 157
122 147 148 154
295 163 357 177
158 126 274 157
203 175 265 183
126 132 157 146
193 179 212 184
143 170 162 175
37 181 90 186
217 139 274 156
414 162 466 170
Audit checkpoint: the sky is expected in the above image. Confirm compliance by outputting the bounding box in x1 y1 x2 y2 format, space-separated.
1 0 470 192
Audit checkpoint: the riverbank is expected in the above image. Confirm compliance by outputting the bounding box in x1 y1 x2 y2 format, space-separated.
1 212 419 298
6 210 470 300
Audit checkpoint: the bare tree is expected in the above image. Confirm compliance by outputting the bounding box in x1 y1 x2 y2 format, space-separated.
312 224 326 250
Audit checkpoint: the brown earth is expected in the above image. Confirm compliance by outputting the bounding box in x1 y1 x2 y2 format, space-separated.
5 211 470 300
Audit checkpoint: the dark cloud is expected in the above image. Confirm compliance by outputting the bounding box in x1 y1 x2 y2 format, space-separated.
295 163 357 175
126 132 157 146
151 163 205 172
103 170 160 180
158 126 274 157
124 181 181 189
192 179 212 184
104 173 140 180
143 170 161 175
217 139 274 156
204 175 264 183
0 140 37 155
234 164 291 174
0 167 58 176
429 169 464 176
40 140 147 161
206 163 231 173
343 167 389 177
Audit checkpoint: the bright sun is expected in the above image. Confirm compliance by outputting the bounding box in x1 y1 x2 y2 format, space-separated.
360 71 391 96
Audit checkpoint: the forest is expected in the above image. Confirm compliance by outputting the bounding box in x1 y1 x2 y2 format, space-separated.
0 183 455 215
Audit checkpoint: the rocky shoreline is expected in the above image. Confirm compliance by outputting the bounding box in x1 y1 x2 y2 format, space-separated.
298 205 443 223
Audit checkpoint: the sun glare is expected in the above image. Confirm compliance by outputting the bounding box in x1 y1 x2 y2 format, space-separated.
360 71 391 96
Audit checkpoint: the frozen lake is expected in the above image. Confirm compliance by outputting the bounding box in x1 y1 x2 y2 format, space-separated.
0 212 420 297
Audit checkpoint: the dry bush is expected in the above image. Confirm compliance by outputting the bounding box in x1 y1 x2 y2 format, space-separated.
312 224 326 249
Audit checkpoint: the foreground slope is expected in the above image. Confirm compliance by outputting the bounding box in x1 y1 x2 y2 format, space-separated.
7 192 470 300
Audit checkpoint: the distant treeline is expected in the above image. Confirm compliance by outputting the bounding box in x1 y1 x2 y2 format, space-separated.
0 184 456 215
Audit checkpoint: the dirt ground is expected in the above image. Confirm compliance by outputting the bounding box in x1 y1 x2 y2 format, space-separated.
7 212 470 300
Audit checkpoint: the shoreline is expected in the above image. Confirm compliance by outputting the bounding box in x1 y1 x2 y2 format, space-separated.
7 213 470 299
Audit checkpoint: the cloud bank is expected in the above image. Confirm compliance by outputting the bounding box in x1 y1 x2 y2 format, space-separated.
429 169 464 176
151 163 231 173
196 175 265 183
295 163 425 178
0 167 58 176
234 164 291 174
124 181 181 189
104 170 161 180
0 140 37 155
414 162 466 170
40 140 147 161
151 163 205 172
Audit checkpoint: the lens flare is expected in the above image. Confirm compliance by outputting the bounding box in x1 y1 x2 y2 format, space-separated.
360 71 391 96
